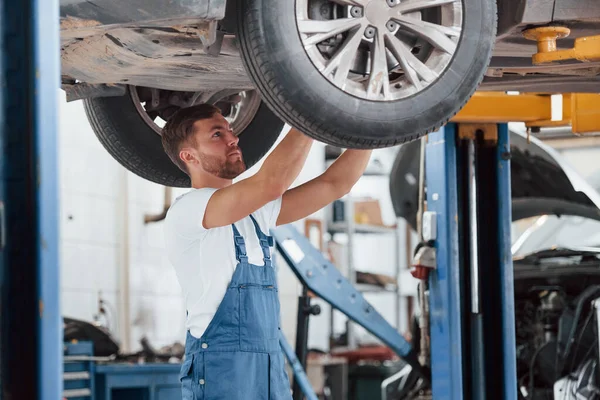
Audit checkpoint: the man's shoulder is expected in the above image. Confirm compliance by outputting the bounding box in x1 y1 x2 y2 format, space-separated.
164 188 218 234
165 187 281 232
177 187 217 204
168 188 216 213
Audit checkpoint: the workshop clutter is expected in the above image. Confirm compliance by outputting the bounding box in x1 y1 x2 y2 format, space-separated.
354 199 385 226
332 198 395 227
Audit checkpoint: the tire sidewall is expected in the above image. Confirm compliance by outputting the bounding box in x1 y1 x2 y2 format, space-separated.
84 92 190 187
245 0 496 143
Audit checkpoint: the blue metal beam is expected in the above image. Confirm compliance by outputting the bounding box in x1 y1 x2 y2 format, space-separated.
1 0 39 396
425 123 517 399
425 125 465 399
35 0 62 397
0 0 61 398
497 124 518 399
279 330 319 400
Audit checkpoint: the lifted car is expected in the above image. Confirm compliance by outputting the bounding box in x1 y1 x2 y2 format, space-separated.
59 0 600 187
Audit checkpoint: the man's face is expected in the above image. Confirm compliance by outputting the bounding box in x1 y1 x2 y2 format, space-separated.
188 113 246 179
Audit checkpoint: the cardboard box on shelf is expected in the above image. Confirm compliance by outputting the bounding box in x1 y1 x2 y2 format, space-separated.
353 199 386 226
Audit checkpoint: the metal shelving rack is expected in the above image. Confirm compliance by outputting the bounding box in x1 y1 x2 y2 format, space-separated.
325 153 402 350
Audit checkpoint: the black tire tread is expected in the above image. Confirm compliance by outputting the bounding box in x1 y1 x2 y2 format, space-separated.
83 97 190 188
237 0 498 148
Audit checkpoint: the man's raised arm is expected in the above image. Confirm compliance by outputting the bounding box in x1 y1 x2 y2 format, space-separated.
203 128 313 229
276 149 373 226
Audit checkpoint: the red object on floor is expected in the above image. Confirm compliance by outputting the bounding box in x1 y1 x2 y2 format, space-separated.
330 345 397 363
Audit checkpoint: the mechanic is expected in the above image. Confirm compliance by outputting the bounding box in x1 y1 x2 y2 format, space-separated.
161 103 372 399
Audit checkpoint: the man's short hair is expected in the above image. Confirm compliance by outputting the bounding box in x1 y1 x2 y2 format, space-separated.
161 103 222 174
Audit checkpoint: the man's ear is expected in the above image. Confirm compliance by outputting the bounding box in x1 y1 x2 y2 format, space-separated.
179 148 198 168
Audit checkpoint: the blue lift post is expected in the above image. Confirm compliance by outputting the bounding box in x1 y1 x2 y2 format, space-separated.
425 123 517 399
272 122 517 399
0 0 62 399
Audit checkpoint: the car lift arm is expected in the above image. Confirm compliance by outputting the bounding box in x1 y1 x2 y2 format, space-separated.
278 330 319 400
523 26 600 65
454 92 600 134
271 225 425 376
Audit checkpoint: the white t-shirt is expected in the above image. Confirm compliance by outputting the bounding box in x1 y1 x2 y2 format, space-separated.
163 188 282 339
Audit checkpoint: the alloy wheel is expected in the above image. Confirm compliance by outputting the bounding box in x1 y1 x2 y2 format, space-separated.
295 0 463 101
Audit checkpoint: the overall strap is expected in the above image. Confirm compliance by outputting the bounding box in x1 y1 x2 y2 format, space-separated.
249 214 274 268
231 223 248 263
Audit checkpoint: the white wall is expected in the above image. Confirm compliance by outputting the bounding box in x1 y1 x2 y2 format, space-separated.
59 90 190 351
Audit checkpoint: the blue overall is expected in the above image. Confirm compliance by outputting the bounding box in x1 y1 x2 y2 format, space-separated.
179 215 292 400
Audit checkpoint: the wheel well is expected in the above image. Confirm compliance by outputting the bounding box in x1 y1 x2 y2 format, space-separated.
220 0 239 34
495 0 527 36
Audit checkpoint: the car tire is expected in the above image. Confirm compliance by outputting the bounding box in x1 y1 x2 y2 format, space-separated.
390 138 421 230
83 87 284 188
236 0 497 148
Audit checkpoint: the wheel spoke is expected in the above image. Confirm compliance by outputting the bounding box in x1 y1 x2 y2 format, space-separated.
323 25 366 86
329 0 368 6
386 33 438 89
393 15 458 54
298 18 364 46
296 0 462 100
367 30 391 99
392 0 458 15
399 17 462 38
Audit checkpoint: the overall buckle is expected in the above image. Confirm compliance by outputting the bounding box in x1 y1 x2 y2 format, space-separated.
260 236 274 247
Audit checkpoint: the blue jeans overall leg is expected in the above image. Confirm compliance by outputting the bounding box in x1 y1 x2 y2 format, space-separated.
179 215 292 400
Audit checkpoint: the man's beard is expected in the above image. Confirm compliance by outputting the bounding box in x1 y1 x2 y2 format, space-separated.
199 151 246 179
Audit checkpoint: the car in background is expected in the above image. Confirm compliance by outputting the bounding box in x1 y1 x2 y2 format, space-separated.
389 129 600 398
59 0 600 187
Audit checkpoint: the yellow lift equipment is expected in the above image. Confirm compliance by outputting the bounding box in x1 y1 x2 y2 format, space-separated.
451 27 600 135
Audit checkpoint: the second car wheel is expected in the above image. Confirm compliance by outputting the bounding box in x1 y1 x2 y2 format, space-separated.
237 0 497 148
83 86 284 188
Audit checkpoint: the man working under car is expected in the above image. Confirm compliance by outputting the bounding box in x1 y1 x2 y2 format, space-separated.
161 103 372 399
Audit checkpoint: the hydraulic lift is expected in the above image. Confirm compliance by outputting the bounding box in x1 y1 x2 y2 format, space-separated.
272 90 600 400
2 0 600 397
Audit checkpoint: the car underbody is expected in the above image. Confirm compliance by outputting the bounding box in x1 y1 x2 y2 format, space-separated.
513 252 600 399
59 0 600 102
